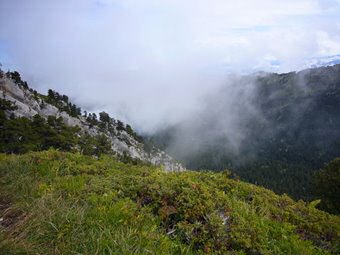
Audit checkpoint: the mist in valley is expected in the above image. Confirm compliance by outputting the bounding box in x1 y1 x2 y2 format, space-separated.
149 66 340 200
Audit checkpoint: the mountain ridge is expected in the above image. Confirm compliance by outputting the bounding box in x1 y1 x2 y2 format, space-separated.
0 69 183 171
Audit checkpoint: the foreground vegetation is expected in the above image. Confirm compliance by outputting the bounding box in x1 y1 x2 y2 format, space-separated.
1 150 339 254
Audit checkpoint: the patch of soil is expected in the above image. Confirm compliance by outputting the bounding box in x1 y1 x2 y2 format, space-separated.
0 196 23 229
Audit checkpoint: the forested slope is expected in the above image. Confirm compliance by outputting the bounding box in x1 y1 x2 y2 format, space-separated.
151 64 340 200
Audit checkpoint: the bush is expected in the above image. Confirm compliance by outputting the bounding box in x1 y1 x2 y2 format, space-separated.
314 158 340 214
1 151 338 254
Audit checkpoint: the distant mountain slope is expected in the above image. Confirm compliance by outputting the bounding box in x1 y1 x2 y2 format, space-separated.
0 69 183 171
151 64 340 200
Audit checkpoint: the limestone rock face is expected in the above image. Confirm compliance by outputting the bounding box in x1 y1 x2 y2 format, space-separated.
0 77 184 171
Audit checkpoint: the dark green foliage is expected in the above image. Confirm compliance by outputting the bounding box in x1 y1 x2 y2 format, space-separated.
98 111 111 130
8 71 22 85
116 119 125 131
0 99 116 157
0 98 18 112
0 99 79 154
0 63 3 78
143 137 155 153
93 111 143 143
126 124 144 143
22 81 28 89
62 94 69 103
0 113 80 154
79 133 113 157
87 111 143 143
126 124 133 134
5 70 30 89
46 89 81 117
86 113 98 127
47 88 55 98
99 111 111 123
0 151 339 254
33 89 38 98
313 158 340 214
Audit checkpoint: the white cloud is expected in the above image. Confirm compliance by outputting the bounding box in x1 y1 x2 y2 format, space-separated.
0 0 339 131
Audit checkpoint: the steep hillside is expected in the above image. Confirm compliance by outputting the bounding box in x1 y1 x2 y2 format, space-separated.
0 70 182 171
151 64 340 200
1 151 339 254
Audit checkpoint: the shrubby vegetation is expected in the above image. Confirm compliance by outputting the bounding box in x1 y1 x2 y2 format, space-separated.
96 110 143 143
46 89 81 117
79 133 113 157
0 150 339 254
5 70 29 90
0 98 114 157
313 158 340 214
0 114 79 154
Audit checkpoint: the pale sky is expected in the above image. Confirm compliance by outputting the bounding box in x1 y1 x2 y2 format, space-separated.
1 0 340 131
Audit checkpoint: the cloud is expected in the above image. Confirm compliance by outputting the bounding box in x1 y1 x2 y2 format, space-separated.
0 0 339 132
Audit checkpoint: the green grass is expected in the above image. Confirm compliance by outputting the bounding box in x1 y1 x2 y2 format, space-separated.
0 150 339 254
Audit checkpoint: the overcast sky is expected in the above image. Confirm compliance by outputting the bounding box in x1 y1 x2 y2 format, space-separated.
1 0 340 132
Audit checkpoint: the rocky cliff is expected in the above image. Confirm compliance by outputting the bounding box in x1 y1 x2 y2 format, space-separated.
0 75 183 171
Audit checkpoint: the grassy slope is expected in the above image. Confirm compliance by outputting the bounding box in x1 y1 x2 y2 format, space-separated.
0 150 339 254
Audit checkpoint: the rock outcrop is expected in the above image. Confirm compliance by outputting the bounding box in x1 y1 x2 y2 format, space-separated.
0 76 183 171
